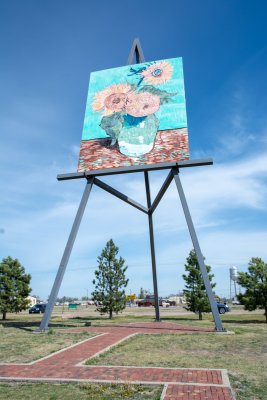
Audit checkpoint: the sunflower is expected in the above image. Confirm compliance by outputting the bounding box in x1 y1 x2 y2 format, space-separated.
126 91 160 117
91 82 132 115
140 61 173 86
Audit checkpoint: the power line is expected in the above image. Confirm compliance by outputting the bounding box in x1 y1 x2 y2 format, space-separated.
32 260 248 275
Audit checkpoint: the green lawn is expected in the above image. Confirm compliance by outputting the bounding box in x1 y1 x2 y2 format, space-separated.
0 319 97 363
0 311 266 400
85 313 267 400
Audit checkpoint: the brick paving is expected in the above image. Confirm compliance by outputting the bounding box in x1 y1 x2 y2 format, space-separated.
0 322 234 400
164 384 232 400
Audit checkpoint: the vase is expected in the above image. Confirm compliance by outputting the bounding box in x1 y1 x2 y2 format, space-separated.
118 114 159 157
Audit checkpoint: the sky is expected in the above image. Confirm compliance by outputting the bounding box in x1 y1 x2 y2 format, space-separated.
1 0 267 301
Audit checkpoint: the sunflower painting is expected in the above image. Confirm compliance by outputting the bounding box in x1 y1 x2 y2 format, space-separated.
78 58 189 172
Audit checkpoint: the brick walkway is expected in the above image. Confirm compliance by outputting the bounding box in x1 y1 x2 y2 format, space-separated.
0 322 234 399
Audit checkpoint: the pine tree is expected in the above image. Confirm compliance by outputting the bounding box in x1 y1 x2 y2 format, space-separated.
0 256 31 320
139 287 145 299
237 257 267 323
92 239 129 319
182 250 216 320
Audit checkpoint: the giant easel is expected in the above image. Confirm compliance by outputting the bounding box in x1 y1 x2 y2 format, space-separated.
39 39 225 332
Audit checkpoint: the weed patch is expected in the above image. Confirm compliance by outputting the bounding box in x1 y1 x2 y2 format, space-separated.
0 383 162 400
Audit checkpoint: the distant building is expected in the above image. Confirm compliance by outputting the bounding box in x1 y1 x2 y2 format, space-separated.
168 295 186 305
27 296 37 307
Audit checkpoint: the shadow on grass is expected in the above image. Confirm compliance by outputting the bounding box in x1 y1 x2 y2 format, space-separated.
161 316 202 322
161 315 266 325
2 313 265 332
221 319 266 324
69 315 212 332
0 320 83 332
71 316 110 322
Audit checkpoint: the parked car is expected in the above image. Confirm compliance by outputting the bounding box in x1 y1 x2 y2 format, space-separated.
29 304 47 314
138 295 162 307
161 301 170 308
231 300 240 305
217 302 230 314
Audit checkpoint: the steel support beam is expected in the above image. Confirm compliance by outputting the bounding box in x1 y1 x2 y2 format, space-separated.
126 37 145 65
172 168 225 331
94 178 148 214
38 177 94 332
57 159 213 181
144 171 160 321
150 170 173 214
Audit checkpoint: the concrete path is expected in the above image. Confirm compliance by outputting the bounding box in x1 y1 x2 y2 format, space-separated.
0 322 234 399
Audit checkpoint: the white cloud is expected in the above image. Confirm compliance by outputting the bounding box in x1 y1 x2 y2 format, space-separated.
2 147 267 299
1 48 267 299
70 145 80 157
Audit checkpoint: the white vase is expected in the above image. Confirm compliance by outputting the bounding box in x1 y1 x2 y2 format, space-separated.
118 114 159 157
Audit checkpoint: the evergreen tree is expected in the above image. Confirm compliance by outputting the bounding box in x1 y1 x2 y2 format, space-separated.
237 257 267 323
139 287 145 299
92 239 129 319
0 256 31 320
182 250 216 320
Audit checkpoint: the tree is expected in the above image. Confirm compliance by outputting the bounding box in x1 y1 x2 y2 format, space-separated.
237 257 267 323
139 288 145 299
182 250 216 320
0 256 31 320
139 288 150 299
92 239 129 319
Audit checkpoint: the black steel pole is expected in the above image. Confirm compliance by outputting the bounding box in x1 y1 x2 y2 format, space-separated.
144 171 161 321
39 177 94 331
172 168 225 331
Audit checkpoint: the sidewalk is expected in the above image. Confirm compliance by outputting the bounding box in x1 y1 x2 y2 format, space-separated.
0 322 234 400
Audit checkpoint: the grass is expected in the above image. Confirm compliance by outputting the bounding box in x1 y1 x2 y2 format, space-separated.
84 313 267 400
0 320 97 363
0 383 162 399
1 310 266 399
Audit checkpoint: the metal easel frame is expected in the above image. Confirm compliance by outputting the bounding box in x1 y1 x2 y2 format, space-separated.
39 39 225 332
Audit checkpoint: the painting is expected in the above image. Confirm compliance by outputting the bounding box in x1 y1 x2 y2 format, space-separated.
78 57 189 172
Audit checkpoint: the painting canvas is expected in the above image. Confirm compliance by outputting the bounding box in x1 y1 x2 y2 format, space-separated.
78 57 189 172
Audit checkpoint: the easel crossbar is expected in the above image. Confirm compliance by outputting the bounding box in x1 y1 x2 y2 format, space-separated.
57 159 213 181
93 169 174 216
85 159 211 217
94 177 148 214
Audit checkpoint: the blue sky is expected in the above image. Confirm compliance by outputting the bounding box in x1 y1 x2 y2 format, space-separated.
1 0 267 301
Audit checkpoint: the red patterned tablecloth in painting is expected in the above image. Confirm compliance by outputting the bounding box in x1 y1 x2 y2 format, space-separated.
78 127 189 172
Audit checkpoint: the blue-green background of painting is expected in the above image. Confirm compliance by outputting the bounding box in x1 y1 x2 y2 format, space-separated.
82 57 187 140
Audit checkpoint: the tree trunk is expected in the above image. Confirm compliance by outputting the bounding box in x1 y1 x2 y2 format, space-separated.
109 309 113 319
2 312 6 320
198 311 202 320
265 307 267 323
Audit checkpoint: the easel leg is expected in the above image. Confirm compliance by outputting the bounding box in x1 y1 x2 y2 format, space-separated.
172 168 225 331
144 172 161 322
38 177 94 332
